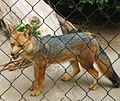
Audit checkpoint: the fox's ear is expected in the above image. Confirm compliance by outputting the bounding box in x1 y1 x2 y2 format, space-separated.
6 24 16 35
24 29 32 38
0 19 6 29
6 24 13 32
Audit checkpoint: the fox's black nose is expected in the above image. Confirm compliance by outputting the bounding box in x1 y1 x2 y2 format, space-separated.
11 53 15 57
11 52 19 60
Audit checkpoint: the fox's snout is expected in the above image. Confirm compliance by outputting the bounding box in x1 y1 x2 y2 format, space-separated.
11 45 23 59
10 46 21 59
11 52 19 60
11 53 15 57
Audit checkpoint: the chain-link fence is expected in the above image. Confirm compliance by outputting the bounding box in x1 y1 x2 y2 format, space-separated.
0 0 120 101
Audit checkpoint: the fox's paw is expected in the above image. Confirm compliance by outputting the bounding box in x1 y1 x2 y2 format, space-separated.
30 89 40 96
89 83 97 91
30 85 35 91
61 74 71 81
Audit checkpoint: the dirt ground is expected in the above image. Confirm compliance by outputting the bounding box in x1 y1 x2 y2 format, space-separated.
0 25 120 101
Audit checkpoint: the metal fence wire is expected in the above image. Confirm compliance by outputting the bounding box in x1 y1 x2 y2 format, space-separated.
0 0 120 101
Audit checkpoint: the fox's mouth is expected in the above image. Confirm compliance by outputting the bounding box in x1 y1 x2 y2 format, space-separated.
12 54 20 60
11 50 24 60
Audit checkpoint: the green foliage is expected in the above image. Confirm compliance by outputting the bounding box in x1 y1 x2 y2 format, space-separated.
56 0 109 6
14 23 40 37
31 23 40 37
55 0 120 18
79 0 95 4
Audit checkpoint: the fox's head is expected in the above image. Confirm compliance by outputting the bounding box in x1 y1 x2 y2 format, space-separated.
7 25 34 60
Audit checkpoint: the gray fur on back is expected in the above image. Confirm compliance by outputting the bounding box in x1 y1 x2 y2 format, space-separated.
35 32 95 57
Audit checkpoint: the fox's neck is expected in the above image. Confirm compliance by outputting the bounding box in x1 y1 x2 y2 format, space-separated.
21 37 39 61
32 37 40 53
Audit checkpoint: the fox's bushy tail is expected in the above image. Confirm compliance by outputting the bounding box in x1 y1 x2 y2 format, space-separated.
96 46 120 88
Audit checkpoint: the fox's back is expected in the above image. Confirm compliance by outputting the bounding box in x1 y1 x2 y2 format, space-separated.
37 32 96 57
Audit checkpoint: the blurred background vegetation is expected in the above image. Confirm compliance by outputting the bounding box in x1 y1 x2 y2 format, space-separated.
49 0 120 25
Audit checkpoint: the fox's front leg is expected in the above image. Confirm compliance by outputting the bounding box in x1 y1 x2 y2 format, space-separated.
30 60 47 96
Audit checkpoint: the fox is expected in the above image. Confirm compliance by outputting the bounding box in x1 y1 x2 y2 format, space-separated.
7 25 120 96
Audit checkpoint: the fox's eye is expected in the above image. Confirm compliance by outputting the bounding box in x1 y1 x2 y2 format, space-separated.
11 43 15 47
18 44 22 47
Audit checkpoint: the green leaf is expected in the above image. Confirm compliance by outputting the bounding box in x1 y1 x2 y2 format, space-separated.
13 23 41 37
17 26 25 32
13 24 19 30
32 31 40 37
25 24 31 29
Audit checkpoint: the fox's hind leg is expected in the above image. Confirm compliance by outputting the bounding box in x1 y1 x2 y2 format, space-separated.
61 60 80 81
87 67 99 90
80 61 99 90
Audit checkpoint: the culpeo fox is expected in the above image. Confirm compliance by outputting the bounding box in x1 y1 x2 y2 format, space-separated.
7 25 120 96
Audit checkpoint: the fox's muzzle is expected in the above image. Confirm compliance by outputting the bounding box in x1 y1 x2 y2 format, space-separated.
11 53 19 60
